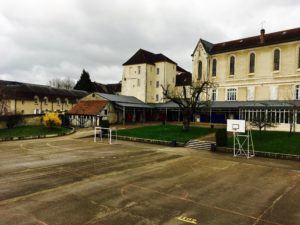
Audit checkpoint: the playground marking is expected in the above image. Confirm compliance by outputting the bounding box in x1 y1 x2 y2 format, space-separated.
176 215 197 224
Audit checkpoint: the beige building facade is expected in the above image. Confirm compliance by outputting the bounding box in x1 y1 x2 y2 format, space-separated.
0 80 87 115
121 49 189 103
192 28 300 102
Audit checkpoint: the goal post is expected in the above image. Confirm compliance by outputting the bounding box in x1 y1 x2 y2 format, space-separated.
94 127 117 144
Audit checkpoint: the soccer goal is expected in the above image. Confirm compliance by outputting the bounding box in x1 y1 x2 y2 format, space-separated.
227 119 254 159
94 127 117 144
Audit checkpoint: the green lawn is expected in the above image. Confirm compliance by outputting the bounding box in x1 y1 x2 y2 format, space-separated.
227 131 300 155
0 126 71 139
117 124 214 143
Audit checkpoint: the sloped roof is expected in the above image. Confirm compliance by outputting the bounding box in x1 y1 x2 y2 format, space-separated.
193 27 300 55
0 80 88 101
93 82 121 94
68 100 107 115
123 49 177 66
175 72 192 87
96 93 151 108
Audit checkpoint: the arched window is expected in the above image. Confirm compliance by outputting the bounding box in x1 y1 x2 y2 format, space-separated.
230 56 235 75
34 96 39 105
56 98 61 106
273 49 280 71
249 53 255 73
198 61 202 80
212 59 217 77
298 47 300 69
43 97 48 105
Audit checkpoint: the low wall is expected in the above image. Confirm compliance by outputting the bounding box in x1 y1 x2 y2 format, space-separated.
0 114 43 129
217 147 300 161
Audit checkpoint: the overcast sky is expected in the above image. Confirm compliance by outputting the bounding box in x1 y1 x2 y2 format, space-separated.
0 0 299 85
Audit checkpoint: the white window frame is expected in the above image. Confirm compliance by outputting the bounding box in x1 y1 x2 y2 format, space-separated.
226 88 237 101
211 89 217 101
295 85 300 100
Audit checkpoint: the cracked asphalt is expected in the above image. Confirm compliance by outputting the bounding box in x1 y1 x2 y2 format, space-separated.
0 131 299 225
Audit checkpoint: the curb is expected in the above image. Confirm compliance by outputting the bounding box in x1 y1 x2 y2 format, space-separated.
217 147 300 161
0 127 76 142
117 135 185 147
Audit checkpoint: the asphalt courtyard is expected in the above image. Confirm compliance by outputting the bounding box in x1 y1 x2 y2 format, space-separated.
0 131 299 225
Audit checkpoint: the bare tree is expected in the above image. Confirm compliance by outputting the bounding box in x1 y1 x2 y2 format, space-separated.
251 111 275 133
48 77 75 90
162 80 215 131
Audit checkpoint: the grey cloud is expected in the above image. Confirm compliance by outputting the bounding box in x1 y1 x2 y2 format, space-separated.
0 0 299 85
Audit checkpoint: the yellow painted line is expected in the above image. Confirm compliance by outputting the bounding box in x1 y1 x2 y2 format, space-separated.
176 216 197 224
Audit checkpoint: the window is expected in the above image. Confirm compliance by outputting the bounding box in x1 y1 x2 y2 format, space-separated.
34 96 39 105
156 94 159 101
229 56 235 75
57 98 61 106
296 85 300 100
156 68 160 75
65 98 69 105
104 109 108 115
198 61 202 80
212 59 217 77
138 66 141 74
273 49 280 71
227 88 237 101
43 97 48 105
298 47 300 69
212 89 217 101
156 81 159 88
150 81 152 86
137 79 140 87
21 100 24 105
249 53 255 74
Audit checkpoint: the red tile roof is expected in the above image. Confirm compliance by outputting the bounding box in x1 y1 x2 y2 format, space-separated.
68 100 107 115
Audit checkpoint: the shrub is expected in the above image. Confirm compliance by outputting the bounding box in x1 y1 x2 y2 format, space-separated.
6 114 23 129
215 129 227 147
43 112 62 128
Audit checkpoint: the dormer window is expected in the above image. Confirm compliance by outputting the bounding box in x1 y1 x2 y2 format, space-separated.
56 98 61 106
34 96 39 105
43 97 48 105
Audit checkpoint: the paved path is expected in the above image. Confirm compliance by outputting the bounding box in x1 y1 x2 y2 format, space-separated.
0 131 299 225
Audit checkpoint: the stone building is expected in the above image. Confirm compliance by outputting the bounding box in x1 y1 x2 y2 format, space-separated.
121 49 190 103
0 80 88 115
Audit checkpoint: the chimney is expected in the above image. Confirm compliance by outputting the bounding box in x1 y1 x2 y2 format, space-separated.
260 29 265 44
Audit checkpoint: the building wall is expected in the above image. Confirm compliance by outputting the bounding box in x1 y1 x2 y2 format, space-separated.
121 62 177 103
4 98 75 115
192 40 300 101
